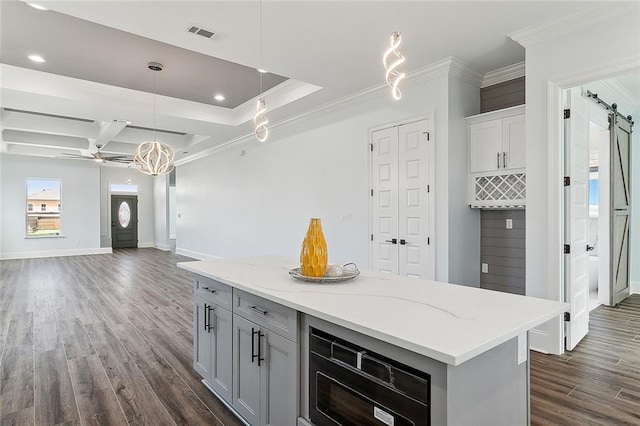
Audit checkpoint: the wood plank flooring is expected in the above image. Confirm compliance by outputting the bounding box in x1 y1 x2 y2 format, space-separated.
531 294 640 426
1 249 639 425
0 249 242 426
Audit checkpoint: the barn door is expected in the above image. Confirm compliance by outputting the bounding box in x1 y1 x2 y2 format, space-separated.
609 113 632 305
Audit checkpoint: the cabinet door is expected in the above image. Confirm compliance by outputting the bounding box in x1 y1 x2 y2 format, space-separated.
469 120 503 173
502 114 525 170
193 295 211 379
260 330 298 426
209 306 233 403
232 314 261 426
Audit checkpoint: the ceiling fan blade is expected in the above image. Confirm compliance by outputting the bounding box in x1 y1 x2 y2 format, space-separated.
61 153 93 159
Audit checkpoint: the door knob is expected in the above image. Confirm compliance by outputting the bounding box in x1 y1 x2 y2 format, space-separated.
586 245 595 252
385 238 398 244
399 239 407 245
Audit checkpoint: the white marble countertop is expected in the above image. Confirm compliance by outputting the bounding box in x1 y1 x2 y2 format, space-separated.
178 256 567 366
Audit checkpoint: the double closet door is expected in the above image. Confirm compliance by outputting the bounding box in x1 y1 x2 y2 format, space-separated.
370 118 435 279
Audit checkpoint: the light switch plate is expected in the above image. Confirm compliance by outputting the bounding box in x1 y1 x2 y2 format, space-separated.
341 212 352 222
481 263 488 273
506 219 513 229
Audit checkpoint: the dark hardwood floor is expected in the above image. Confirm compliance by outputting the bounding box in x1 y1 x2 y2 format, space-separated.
531 294 640 426
1 249 639 425
0 249 243 426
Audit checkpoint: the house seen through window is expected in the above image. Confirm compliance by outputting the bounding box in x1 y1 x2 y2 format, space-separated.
26 179 61 237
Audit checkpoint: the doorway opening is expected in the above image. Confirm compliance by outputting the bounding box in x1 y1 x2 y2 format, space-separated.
562 79 635 351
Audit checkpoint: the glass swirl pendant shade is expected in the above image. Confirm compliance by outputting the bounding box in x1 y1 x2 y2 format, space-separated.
133 140 175 176
254 98 269 142
383 31 406 100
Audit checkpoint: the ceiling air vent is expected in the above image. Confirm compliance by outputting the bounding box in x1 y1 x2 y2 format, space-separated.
187 24 224 40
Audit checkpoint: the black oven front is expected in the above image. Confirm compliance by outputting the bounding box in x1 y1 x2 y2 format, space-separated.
309 328 430 426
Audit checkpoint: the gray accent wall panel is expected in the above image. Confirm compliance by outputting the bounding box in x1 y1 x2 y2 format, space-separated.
481 210 526 295
480 77 525 113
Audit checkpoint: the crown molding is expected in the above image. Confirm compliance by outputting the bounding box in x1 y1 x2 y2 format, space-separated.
177 57 464 166
508 3 629 48
447 57 484 88
482 62 525 88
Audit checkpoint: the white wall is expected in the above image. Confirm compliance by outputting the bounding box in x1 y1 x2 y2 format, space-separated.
448 76 481 286
154 174 170 251
177 66 481 285
99 166 155 247
631 105 640 294
0 155 104 259
523 9 640 352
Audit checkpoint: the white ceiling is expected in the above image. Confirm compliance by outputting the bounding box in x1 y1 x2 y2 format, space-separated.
1 0 638 165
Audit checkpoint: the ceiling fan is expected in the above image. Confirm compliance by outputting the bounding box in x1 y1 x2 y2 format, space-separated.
61 144 132 163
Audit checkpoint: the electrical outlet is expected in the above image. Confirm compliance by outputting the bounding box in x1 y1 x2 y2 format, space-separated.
506 219 513 229
481 263 488 273
517 332 527 365
341 212 352 222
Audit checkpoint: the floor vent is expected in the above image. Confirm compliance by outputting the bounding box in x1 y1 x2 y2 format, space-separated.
187 25 225 40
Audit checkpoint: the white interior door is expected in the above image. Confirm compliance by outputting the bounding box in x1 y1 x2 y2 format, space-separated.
371 127 399 274
398 120 432 278
564 89 590 351
610 114 632 305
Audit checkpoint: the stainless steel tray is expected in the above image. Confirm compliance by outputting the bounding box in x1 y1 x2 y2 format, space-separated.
289 263 360 283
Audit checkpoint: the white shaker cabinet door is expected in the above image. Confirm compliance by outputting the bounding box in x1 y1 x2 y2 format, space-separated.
502 114 526 170
469 120 503 173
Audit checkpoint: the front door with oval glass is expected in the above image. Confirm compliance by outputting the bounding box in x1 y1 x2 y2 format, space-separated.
111 195 138 248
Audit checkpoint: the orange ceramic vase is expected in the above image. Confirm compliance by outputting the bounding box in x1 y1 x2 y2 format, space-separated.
300 218 328 277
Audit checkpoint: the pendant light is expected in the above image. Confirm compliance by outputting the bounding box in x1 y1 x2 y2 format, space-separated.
134 62 175 176
254 0 269 142
383 2 406 100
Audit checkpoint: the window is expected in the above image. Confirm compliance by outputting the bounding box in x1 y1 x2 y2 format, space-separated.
26 179 61 237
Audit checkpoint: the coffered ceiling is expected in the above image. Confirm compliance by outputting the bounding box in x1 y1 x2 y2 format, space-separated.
1 0 638 166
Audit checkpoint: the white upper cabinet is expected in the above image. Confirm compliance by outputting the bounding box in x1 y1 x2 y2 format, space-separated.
468 105 525 173
466 105 526 208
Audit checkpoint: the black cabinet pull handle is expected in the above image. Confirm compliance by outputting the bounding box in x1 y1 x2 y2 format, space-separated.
203 303 209 332
385 238 397 244
249 305 268 315
503 152 507 168
257 330 265 366
251 328 258 363
206 305 214 331
497 152 500 169
201 286 216 294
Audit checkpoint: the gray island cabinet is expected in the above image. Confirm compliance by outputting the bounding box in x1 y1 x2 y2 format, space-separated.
180 256 567 426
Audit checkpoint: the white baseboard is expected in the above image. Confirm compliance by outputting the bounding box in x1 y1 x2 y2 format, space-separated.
154 243 171 252
175 247 223 261
529 328 550 354
138 242 155 248
631 281 640 295
0 247 112 260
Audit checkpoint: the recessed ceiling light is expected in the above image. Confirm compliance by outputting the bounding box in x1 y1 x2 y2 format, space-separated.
27 54 46 63
257 68 268 74
214 94 226 102
26 3 49 11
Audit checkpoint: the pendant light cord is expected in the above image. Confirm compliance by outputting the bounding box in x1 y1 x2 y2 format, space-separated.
259 0 264 94
153 71 157 142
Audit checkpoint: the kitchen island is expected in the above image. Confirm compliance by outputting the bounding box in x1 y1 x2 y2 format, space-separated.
179 256 567 426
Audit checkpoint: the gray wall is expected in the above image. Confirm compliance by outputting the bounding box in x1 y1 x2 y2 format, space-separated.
481 77 525 113
480 210 526 295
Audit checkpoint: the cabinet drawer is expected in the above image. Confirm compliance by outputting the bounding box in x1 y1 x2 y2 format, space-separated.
194 275 232 310
234 289 298 342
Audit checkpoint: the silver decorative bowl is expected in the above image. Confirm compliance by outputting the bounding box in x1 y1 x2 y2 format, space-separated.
289 263 360 283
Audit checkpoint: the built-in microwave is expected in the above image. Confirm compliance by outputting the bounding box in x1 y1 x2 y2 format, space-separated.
309 328 430 426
